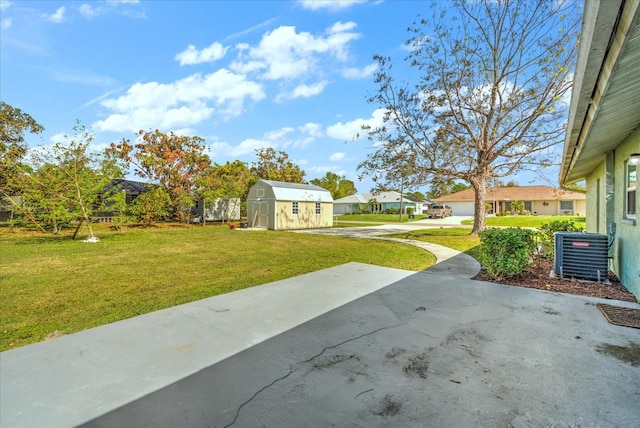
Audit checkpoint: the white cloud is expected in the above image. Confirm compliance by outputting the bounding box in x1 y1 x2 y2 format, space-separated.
329 152 346 161
213 122 322 159
79 4 101 19
44 6 66 23
307 165 347 176
1 17 11 29
175 42 229 66
276 81 328 102
93 69 265 133
298 122 323 137
0 0 11 12
95 103 215 134
341 62 377 79
79 1 144 19
298 0 367 12
210 138 271 158
233 22 360 81
264 127 294 141
326 108 386 140
49 132 67 144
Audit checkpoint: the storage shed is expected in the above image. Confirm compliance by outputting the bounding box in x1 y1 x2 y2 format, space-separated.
192 198 240 223
247 180 333 230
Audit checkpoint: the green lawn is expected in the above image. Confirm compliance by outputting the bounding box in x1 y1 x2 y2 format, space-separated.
0 224 435 351
461 215 586 229
385 228 483 260
334 213 428 223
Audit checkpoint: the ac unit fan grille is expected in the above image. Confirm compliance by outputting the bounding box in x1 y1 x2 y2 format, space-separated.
554 233 609 281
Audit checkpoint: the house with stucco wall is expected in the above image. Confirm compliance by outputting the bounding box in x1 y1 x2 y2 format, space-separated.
333 191 427 215
436 186 586 217
559 0 640 299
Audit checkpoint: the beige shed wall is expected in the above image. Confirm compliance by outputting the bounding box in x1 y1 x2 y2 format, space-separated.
275 201 333 230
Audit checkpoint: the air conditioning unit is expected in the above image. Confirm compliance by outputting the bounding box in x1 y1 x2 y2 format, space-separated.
554 232 609 281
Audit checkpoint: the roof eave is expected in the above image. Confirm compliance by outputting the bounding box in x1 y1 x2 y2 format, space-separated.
560 0 640 185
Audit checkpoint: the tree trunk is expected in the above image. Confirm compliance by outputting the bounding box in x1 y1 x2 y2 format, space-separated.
470 177 487 236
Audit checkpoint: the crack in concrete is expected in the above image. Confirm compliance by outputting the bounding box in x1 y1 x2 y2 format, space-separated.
222 322 405 427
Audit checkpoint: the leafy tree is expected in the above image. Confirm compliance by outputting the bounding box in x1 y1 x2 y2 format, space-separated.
0 102 44 206
360 0 579 235
21 163 74 234
310 172 357 200
250 147 305 183
405 191 426 200
197 160 253 224
563 182 586 193
102 189 135 233
107 130 211 223
427 179 471 199
130 186 171 226
22 124 122 238
358 137 423 194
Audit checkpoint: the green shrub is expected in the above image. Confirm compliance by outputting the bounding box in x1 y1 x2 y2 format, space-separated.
537 219 584 259
478 227 537 280
510 200 525 215
406 207 414 216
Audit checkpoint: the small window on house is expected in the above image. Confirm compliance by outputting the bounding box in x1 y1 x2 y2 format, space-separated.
292 201 299 215
626 161 637 218
315 202 321 215
560 200 573 213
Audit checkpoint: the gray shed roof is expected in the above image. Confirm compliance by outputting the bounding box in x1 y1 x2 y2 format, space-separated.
260 180 333 202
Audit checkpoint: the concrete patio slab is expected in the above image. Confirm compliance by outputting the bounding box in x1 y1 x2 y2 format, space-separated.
78 271 640 428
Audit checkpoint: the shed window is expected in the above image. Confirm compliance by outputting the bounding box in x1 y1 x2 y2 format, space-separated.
315 202 321 215
560 200 573 213
292 201 299 215
626 161 637 218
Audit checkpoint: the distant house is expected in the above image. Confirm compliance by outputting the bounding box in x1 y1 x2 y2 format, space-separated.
559 0 639 298
102 179 151 204
333 191 428 214
436 186 586 217
191 198 240 223
246 180 333 230
102 179 237 223
95 179 153 222
0 195 22 222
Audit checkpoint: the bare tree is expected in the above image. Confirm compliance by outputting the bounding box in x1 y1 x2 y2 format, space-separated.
360 0 579 234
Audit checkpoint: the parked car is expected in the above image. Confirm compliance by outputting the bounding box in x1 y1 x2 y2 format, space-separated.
426 204 452 218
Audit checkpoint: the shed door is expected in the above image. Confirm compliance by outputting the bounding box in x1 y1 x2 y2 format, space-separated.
251 201 269 228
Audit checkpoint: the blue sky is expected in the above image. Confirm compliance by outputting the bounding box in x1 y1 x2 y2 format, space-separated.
1 0 563 193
